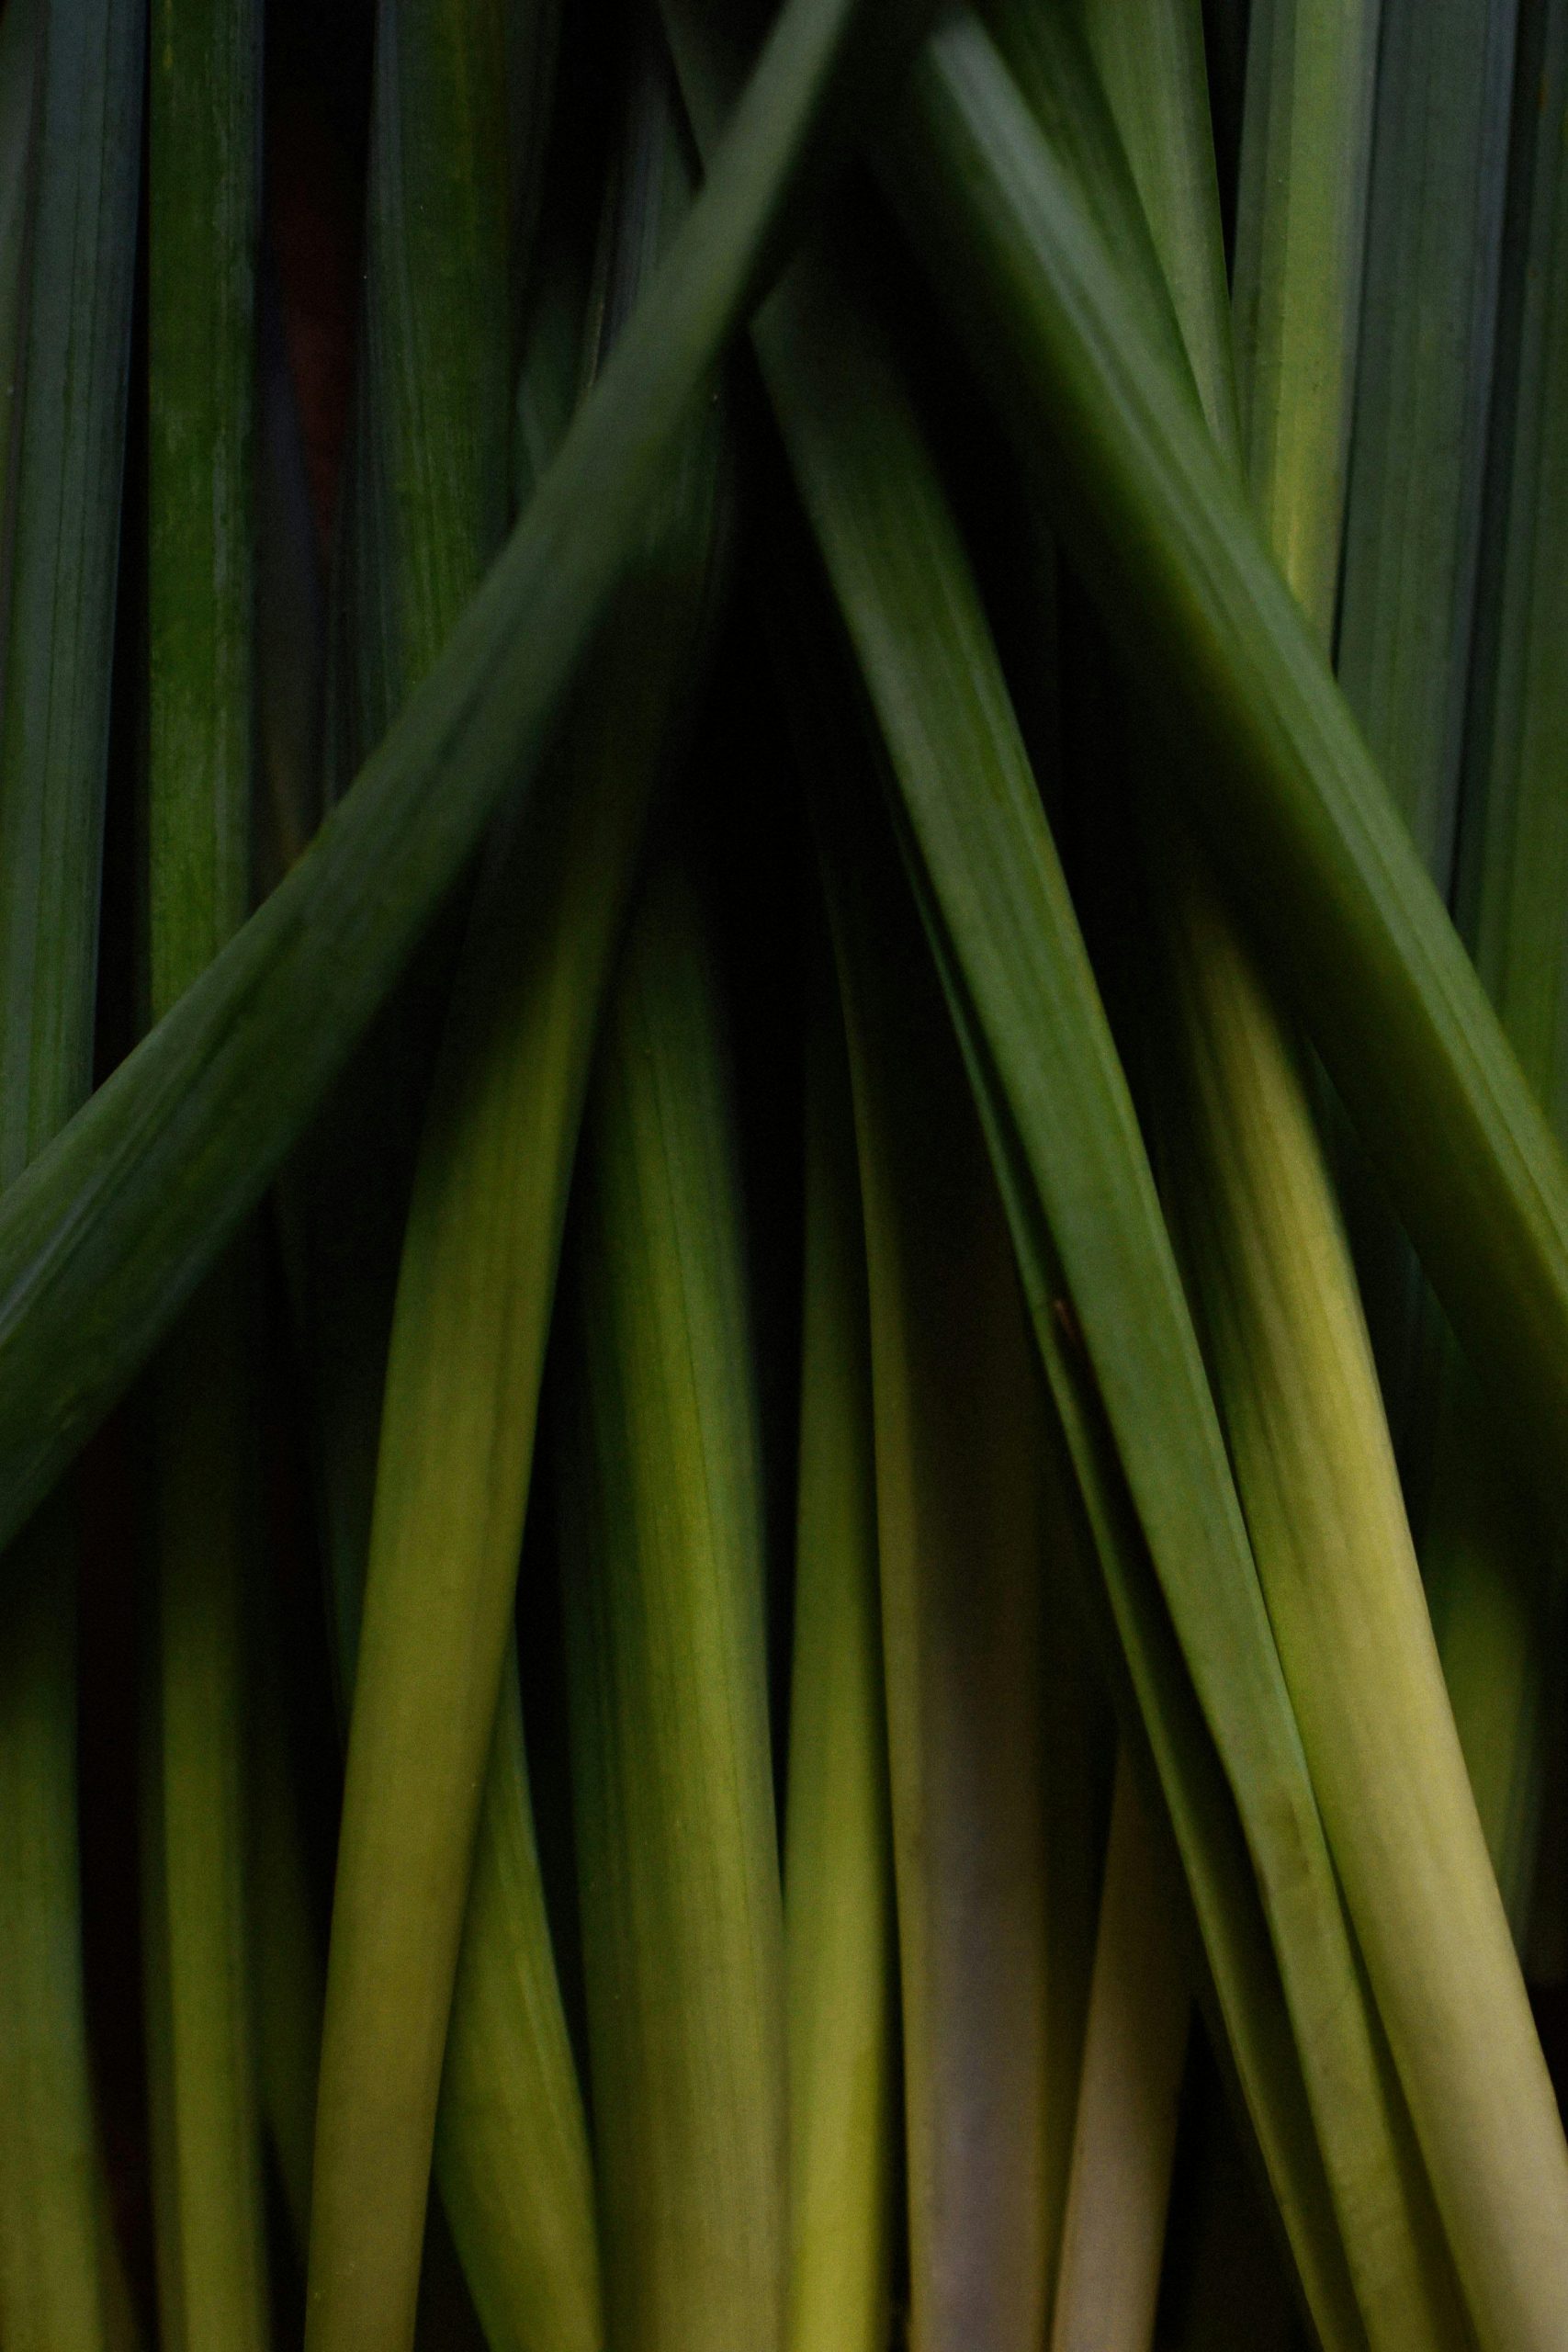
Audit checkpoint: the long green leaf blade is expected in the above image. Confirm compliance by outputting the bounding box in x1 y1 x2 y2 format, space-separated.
819 709 1063 2352
141 1269 269 2352
309 74 726 2351
248 1604 324 2253
768 570 1104 2348
940 925 1369 2352
351 0 512 736
0 0 141 2335
294 0 547 1704
805 667 1364 2348
299 0 539 2334
1231 0 1380 632
1048 1754 1188 2352
880 15 1568 1532
1147 837 1565 2349
0 1516 106 2352
730 204 1447 2352
782 962 895 2352
0 0 139 1142
0 0 39 532
1049 13 1560 2341
1069 0 1238 452
559 860 786 2352
693 99 1419 2308
432 1671 598 2352
0 0 883 1552
141 0 269 2340
1331 0 1522 1520
1338 0 1517 877
1423 0 1568 1923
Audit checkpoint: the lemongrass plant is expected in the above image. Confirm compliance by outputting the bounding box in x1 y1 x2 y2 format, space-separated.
812 658 1072 2352
783 960 895 2352
308 57 728 2352
3 0 1568 2346
0 0 140 2344
706 112 1425 2344
558 857 787 2352
1055 6 1567 2343
1411 0 1568 1946
141 3 271 2346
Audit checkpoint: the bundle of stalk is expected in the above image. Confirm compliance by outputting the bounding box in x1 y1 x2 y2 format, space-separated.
0 0 1566 2347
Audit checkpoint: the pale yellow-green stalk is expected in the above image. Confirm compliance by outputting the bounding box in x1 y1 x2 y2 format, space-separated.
783 972 895 2352
560 862 787 2352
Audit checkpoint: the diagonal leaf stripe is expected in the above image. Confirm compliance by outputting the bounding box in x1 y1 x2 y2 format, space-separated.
880 15 1568 1516
0 0 883 1554
656 0 1465 2324
741 247 1444 2347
